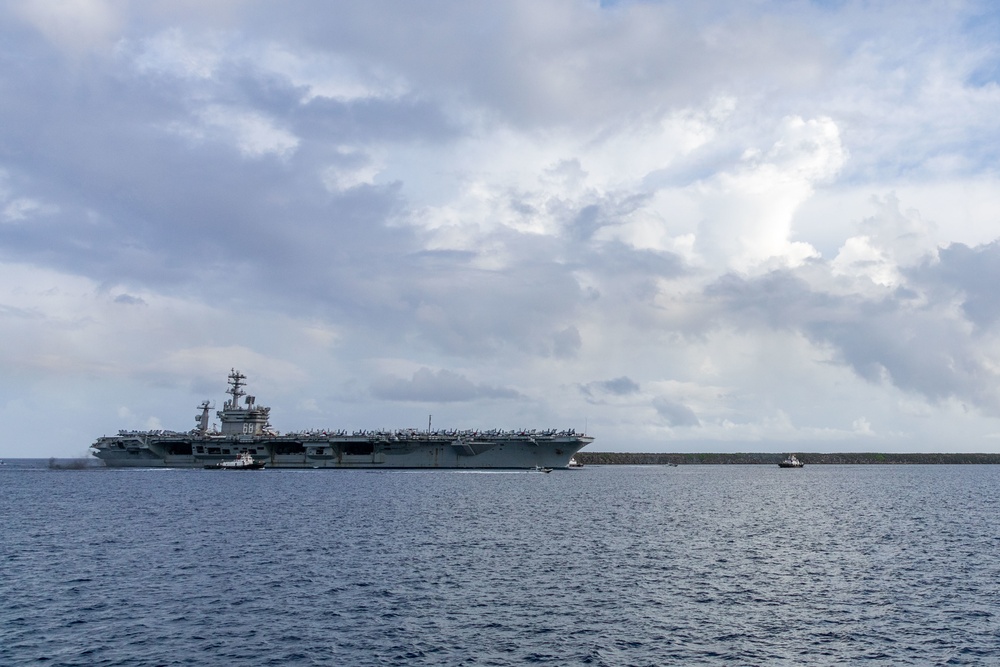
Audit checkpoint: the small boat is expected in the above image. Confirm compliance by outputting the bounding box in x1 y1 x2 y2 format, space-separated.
568 458 583 468
208 451 265 470
778 454 804 468
533 465 553 473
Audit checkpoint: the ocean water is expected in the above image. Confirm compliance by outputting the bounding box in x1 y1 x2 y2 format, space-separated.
2 461 999 666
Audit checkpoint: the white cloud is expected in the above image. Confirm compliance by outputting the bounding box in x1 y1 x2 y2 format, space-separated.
4 1 1000 456
2 197 49 222
0 170 57 223
126 28 227 79
695 115 846 272
169 105 299 159
259 44 411 103
13 0 122 56
831 236 900 288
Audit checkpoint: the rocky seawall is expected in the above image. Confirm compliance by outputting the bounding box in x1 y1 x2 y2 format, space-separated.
575 452 1000 465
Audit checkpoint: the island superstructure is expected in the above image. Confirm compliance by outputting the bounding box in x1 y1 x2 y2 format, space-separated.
91 370 593 469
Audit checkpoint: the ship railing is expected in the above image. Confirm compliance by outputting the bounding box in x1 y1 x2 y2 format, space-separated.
237 427 583 440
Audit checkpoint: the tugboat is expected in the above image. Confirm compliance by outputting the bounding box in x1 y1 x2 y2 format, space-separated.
778 454 804 468
208 451 265 470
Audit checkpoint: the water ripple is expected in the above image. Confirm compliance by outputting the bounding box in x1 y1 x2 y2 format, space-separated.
2 463 1000 665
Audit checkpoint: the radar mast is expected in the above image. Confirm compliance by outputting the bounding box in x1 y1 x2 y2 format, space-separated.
225 369 247 410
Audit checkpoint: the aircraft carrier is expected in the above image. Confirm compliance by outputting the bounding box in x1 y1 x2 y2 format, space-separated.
91 370 593 469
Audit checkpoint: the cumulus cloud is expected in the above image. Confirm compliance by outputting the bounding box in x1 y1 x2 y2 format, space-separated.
694 115 846 272
705 264 1000 414
171 105 300 159
370 368 522 403
3 1 1000 455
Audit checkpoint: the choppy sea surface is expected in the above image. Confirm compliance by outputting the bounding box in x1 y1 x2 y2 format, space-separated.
2 460 999 666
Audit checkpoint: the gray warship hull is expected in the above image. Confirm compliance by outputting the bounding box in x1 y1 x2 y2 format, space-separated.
92 370 592 469
92 431 591 469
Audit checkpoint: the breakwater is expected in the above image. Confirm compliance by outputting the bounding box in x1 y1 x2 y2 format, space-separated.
575 452 1000 465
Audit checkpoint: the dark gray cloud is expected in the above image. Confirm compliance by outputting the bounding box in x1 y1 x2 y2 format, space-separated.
706 268 1000 413
653 396 700 427
551 326 582 359
113 294 146 306
579 376 640 398
705 270 849 332
910 241 1000 329
591 241 687 279
600 377 641 395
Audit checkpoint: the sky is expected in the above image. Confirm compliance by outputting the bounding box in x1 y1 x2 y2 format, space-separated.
3 0 1000 458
